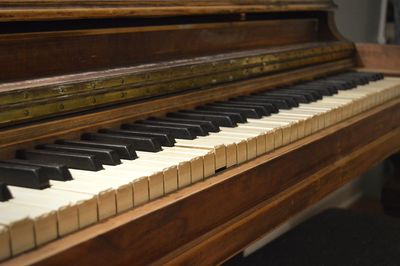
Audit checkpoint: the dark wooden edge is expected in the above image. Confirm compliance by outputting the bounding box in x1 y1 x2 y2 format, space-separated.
160 128 400 265
0 1 335 21
3 97 399 266
0 19 323 83
355 43 400 76
0 59 354 159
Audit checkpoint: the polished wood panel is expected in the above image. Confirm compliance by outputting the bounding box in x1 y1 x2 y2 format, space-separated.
0 1 335 21
162 130 400 265
4 97 399 266
356 43 400 76
0 19 319 82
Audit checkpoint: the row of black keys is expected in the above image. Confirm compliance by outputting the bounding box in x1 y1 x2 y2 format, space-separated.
0 71 383 200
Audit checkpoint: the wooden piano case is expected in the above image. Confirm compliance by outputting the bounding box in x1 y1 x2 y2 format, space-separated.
0 1 399 265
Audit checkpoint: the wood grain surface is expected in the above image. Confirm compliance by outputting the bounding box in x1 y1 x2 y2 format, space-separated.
356 43 400 76
0 1 335 21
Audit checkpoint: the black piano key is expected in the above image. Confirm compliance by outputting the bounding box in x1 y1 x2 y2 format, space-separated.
199 104 262 118
38 144 121 166
301 81 339 92
348 72 377 81
167 111 237 127
17 149 103 171
0 183 12 202
211 102 268 116
99 128 175 147
122 123 197 140
315 79 355 90
278 88 322 100
82 133 162 152
262 92 310 103
294 83 337 95
226 100 278 113
0 162 50 189
181 109 246 123
253 95 299 107
138 119 208 136
326 76 361 86
339 73 369 84
0 159 72 181
149 117 220 132
360 72 382 81
56 140 138 160
235 96 291 109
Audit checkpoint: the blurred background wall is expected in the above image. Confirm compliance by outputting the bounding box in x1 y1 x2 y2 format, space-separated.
334 0 391 43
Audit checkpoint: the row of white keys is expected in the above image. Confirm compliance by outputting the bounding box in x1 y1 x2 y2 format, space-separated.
71 146 219 207
0 185 98 257
163 146 216 179
174 77 400 170
70 167 160 207
8 186 97 235
136 151 198 188
174 139 227 170
49 179 117 221
0 202 56 256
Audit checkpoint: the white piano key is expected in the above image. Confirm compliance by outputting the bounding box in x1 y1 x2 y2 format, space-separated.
80 166 160 203
218 127 266 156
236 125 278 150
175 139 227 170
0 208 33 256
21 187 98 229
0 202 57 254
68 171 133 213
136 154 191 189
112 160 178 194
259 116 301 142
209 132 257 161
50 180 117 221
191 136 243 167
136 151 195 188
9 186 79 237
69 167 152 205
245 120 292 145
163 147 216 179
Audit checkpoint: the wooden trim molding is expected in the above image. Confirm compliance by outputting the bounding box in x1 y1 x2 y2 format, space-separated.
0 1 336 21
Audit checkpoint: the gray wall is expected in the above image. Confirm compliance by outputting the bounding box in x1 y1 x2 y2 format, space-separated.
334 0 382 43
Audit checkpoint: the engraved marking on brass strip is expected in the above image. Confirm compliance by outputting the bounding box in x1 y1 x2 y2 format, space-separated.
0 43 354 106
0 50 352 126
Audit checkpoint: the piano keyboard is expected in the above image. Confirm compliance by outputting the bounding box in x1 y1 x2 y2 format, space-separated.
1 71 400 260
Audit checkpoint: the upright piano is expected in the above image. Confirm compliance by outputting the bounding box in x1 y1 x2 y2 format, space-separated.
0 1 399 265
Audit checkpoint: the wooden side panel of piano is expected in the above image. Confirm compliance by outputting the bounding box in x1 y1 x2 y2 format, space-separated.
0 1 400 265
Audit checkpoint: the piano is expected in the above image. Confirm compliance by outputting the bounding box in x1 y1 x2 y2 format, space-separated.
0 0 399 265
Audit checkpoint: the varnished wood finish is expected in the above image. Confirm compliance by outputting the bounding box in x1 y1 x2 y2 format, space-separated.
161 130 400 266
0 1 335 21
356 43 400 76
3 97 399 266
0 59 354 159
0 19 320 82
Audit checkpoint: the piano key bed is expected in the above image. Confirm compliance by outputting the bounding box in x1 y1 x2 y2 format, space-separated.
1 71 400 261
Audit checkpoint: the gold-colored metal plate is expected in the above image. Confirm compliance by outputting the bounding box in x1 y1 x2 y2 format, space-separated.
0 42 354 127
